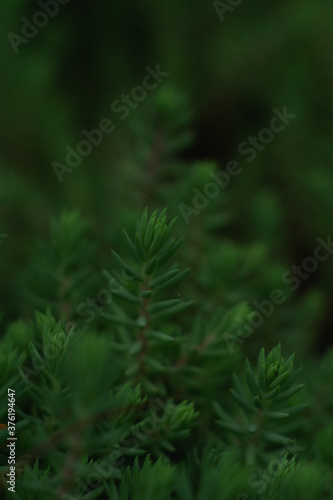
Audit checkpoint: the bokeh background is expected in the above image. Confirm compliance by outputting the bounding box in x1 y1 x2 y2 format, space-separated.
1 0 333 356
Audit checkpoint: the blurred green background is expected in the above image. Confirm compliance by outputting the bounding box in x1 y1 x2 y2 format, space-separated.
1 0 333 355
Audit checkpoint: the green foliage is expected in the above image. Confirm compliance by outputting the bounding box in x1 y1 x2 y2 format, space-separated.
22 211 98 321
215 344 307 464
1 2 333 497
0 209 332 499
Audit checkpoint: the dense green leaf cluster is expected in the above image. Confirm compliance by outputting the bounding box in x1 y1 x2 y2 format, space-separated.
1 2 333 498
0 210 332 499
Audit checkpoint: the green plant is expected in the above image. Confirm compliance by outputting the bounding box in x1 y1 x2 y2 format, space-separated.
1 208 332 499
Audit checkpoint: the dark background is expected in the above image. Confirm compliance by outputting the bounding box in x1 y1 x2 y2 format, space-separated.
1 0 333 354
